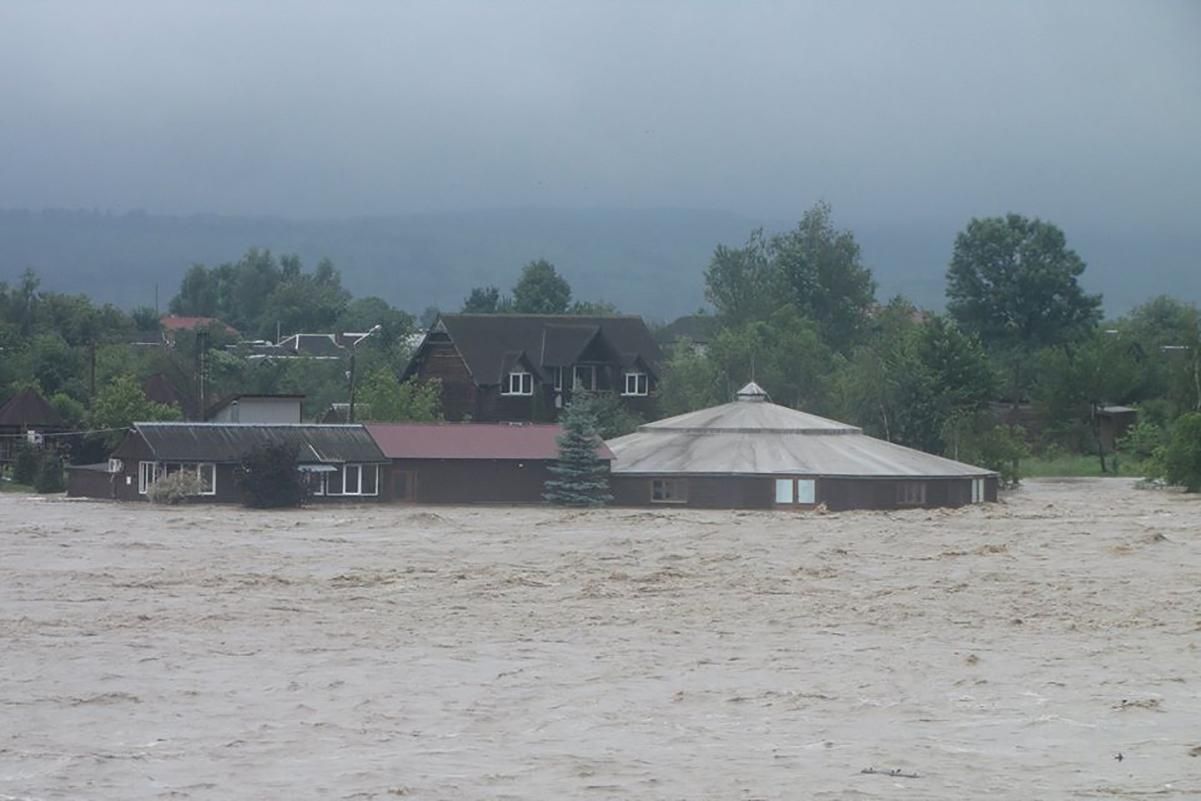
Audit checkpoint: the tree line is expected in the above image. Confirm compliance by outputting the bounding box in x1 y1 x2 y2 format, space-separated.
656 203 1200 487
3 203 1200 491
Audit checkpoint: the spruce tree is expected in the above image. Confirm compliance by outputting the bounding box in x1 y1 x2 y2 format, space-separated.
544 394 613 507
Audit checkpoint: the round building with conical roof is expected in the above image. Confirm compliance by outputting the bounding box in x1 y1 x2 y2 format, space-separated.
607 383 998 510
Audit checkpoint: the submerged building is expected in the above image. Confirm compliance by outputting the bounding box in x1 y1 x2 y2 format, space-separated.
608 382 998 511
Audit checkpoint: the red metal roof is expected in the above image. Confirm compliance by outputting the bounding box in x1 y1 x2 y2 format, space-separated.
366 422 614 461
160 315 239 335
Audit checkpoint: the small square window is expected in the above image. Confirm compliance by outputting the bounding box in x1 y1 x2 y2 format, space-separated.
775 478 794 504
897 482 927 507
797 479 816 504
503 371 533 395
622 371 649 396
651 478 686 504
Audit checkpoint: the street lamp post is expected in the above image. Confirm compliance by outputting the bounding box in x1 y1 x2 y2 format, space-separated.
347 324 382 423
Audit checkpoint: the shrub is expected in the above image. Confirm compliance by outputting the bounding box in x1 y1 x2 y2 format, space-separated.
1160 412 1201 492
146 471 204 505
943 412 1029 487
1117 420 1164 463
33 453 65 494
12 443 38 485
235 442 308 508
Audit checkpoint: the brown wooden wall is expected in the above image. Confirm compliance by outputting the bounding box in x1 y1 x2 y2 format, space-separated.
611 475 999 511
413 340 479 421
383 458 556 504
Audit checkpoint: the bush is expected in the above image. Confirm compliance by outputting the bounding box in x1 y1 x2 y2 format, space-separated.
146 471 204 504
1160 412 1201 492
33 453 65 494
943 412 1029 487
1117 419 1164 463
12 443 38 485
235 443 308 508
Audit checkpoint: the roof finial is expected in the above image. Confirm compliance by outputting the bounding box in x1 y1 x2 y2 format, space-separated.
735 381 769 402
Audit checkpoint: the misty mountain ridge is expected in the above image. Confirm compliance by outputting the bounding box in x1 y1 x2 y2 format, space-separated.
1 207 1195 324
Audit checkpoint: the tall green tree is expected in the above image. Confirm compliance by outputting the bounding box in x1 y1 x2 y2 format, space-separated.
90 374 181 445
355 369 442 422
946 214 1102 403
462 285 503 313
703 229 777 327
771 202 877 350
511 259 572 314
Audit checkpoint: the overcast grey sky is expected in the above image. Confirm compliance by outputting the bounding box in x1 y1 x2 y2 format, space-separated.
1 1 1198 229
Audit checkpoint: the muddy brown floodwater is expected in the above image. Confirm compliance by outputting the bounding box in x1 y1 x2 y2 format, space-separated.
1 478 1199 800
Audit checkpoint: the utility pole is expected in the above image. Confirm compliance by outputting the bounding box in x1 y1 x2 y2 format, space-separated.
89 339 97 399
347 324 382 423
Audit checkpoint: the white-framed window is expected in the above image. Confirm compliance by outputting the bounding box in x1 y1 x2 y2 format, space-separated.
622 371 649 396
502 371 533 396
573 365 596 391
651 478 687 504
139 461 215 496
971 477 985 504
775 478 818 506
551 366 563 391
897 481 927 507
197 463 217 496
138 461 158 495
325 464 379 497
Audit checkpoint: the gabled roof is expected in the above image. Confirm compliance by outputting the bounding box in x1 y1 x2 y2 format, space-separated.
123 423 386 464
608 382 993 479
0 388 63 428
367 422 614 461
424 314 663 386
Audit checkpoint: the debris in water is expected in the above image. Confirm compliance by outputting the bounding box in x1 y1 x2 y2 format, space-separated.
861 767 920 779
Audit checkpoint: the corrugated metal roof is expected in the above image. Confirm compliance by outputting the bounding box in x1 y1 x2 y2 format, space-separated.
131 423 386 464
367 422 614 461
608 390 993 478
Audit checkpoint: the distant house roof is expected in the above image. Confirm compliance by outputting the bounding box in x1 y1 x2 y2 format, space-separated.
1098 405 1138 415
608 382 993 479
122 423 386 464
416 314 662 386
278 334 346 359
0 388 64 428
142 373 195 417
655 314 720 347
160 315 239 336
366 422 613 461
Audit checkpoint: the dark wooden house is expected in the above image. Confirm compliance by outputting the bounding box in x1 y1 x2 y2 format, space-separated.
0 388 65 467
366 422 614 504
69 422 387 503
402 314 663 423
608 382 999 511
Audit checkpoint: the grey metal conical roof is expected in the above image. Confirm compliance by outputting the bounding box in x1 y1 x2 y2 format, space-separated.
609 388 994 478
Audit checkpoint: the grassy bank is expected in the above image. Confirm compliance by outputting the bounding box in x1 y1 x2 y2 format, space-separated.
1021 453 1147 479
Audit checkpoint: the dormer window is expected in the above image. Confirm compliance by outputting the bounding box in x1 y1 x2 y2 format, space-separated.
503 371 533 396
622 371 649 396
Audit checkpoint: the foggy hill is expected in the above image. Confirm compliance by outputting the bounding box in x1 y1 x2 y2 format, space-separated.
0 208 1195 322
